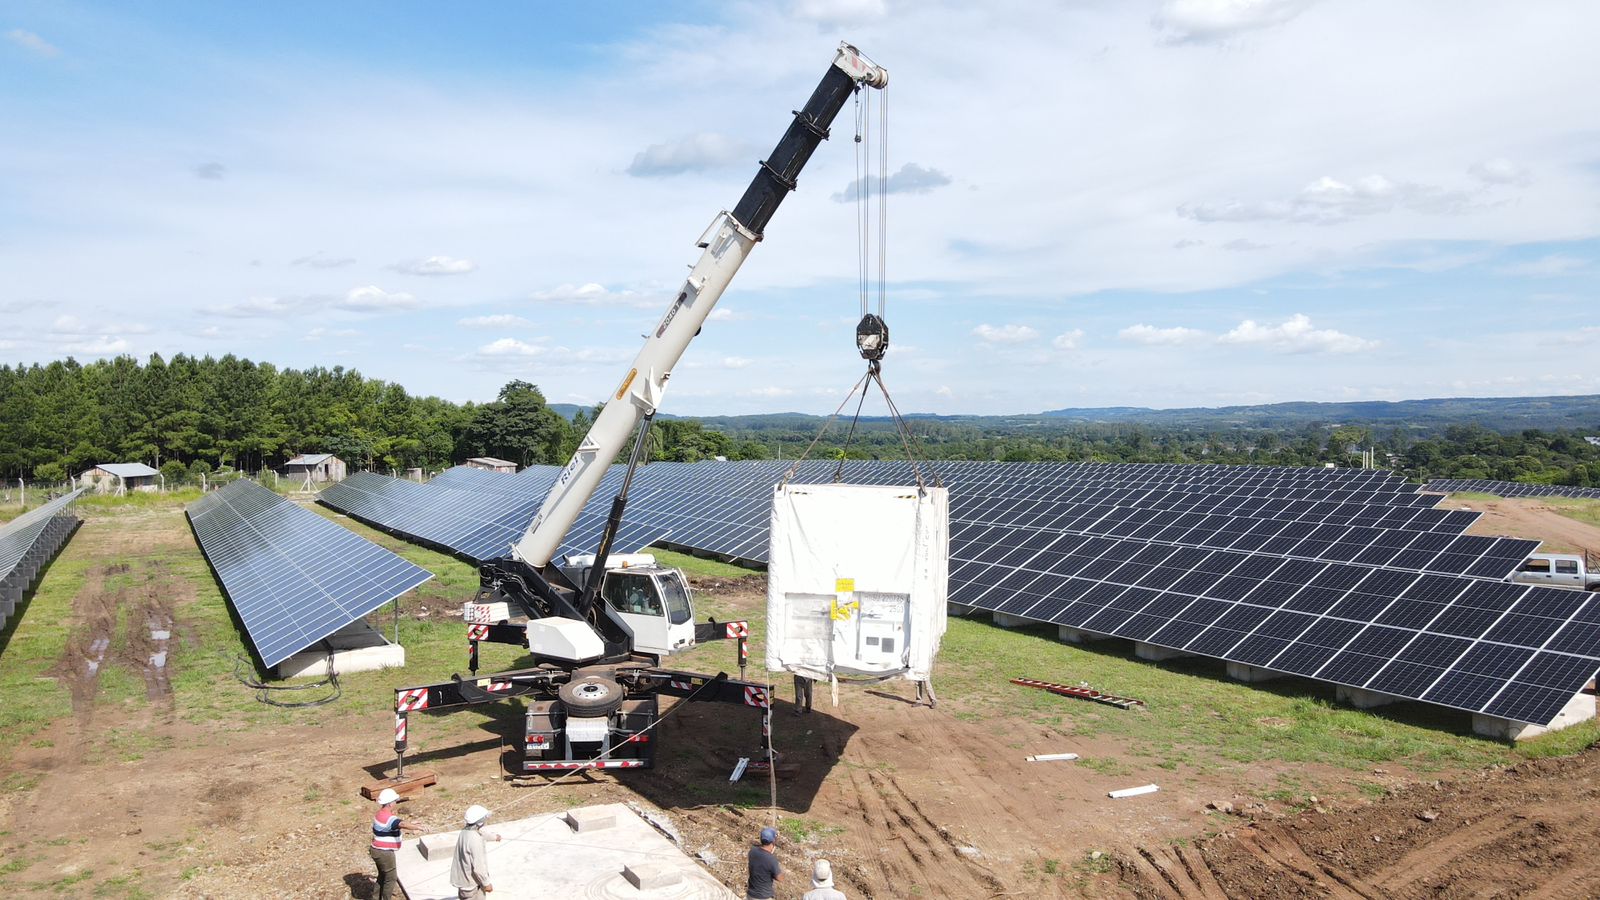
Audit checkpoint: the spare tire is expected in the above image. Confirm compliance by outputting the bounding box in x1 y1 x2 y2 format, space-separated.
559 674 625 718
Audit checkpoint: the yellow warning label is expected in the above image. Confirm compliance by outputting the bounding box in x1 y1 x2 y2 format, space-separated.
835 578 855 593
830 598 859 621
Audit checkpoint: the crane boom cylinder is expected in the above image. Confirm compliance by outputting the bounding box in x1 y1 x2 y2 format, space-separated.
514 43 887 568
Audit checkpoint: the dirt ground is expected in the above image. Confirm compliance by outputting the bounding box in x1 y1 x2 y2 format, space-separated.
4 498 1600 898
1439 494 1600 556
1122 747 1600 899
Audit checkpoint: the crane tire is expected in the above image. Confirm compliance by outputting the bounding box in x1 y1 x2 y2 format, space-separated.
559 674 625 718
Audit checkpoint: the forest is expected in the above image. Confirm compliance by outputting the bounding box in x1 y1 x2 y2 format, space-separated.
3 355 1599 487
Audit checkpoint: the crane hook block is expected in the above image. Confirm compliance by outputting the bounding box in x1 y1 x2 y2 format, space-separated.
856 313 889 362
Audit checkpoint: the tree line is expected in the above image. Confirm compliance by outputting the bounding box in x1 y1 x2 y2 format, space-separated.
3 355 1597 487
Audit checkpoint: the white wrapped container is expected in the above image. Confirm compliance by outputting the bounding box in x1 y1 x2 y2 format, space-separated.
766 483 949 682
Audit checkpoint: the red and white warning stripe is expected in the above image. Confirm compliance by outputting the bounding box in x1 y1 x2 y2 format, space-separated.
467 624 489 641
484 680 511 693
669 679 693 691
396 688 429 712
725 621 750 638
523 760 645 771
743 686 769 708
394 714 407 743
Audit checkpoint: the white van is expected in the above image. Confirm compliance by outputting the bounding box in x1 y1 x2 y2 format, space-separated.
1512 553 1600 591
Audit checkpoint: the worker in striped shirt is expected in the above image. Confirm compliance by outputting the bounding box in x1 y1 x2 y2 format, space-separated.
369 788 422 900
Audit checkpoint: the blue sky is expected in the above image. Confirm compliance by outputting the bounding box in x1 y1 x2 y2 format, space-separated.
3 0 1598 415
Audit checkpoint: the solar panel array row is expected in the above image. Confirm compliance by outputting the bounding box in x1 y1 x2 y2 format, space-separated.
0 490 83 632
188 480 434 668
600 461 1591 727
320 470 668 564
1425 479 1600 500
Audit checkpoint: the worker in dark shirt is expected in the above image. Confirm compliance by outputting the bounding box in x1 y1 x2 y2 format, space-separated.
746 826 782 900
793 673 815 715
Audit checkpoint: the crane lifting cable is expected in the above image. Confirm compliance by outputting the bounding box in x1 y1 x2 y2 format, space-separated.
782 70 939 490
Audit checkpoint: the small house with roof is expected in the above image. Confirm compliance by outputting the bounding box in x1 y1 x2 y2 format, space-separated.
464 456 518 474
79 462 161 495
282 453 347 485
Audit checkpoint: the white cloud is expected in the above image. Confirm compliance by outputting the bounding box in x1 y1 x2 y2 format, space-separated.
1470 157 1531 186
791 0 886 27
706 308 739 322
832 163 952 203
530 282 659 309
192 162 226 180
53 336 129 355
49 315 151 337
935 385 953 397
338 285 418 312
722 356 753 369
1218 313 1377 354
1181 174 1475 225
1052 329 1085 351
972 323 1039 344
1496 254 1586 277
627 133 750 177
1553 326 1600 346
390 255 477 276
740 386 795 398
1120 324 1208 346
302 326 360 341
5 28 59 57
458 313 533 328
1154 0 1317 44
479 337 543 357
292 252 355 268
206 296 304 318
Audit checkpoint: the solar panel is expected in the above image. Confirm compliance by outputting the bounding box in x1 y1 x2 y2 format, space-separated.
429 465 561 497
187 480 433 668
0 490 83 632
1425 479 1600 500
319 470 667 564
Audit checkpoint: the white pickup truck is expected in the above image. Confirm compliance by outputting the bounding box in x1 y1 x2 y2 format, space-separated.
1511 553 1600 591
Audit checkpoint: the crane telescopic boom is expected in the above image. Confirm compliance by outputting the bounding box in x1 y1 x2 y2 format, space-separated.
513 42 888 568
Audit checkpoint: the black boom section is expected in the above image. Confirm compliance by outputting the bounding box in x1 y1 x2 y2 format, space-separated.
731 65 858 238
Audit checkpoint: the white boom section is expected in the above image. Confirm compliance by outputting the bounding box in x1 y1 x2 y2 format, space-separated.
514 44 887 568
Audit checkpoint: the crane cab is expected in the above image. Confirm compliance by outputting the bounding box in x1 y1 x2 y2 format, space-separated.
565 554 699 658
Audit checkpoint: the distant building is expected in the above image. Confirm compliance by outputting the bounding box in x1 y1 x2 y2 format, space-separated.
281 453 347 485
1586 436 1600 448
79 462 160 495
464 457 518 474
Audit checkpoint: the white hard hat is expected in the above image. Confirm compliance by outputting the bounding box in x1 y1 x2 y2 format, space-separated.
464 804 491 826
377 788 400 805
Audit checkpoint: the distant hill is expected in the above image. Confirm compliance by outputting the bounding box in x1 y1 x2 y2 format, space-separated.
554 395 1600 433
682 395 1600 434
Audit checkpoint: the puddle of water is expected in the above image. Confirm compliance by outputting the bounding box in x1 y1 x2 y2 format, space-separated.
149 651 167 668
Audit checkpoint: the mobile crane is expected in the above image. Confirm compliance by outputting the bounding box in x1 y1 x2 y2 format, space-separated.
390 43 889 774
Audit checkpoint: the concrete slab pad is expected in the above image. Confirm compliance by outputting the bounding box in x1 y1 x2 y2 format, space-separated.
395 803 736 899
1134 642 1191 661
416 831 457 860
1474 690 1596 741
1226 662 1284 683
1335 685 1399 709
276 620 404 678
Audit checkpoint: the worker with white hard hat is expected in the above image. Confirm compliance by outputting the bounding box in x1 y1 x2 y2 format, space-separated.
368 788 421 900
803 858 847 900
450 804 503 899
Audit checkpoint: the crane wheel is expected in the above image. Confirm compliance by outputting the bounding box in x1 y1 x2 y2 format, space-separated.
559 674 625 717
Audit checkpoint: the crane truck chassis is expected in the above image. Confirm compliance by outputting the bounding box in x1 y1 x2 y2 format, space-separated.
388 43 889 775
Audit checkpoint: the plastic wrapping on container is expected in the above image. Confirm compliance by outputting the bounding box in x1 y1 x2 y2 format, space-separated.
766 483 948 682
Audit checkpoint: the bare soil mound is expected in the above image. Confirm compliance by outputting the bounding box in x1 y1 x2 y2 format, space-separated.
1441 495 1600 556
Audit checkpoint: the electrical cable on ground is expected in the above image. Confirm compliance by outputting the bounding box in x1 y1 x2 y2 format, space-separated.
231 653 342 708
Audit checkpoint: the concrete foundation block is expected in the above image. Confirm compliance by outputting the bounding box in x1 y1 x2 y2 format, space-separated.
1473 691 1596 741
275 620 405 678
947 603 975 617
1057 626 1111 644
992 611 1033 629
416 832 458 860
622 861 683 890
1134 642 1192 662
1226 662 1284 683
1335 685 1399 709
565 807 616 833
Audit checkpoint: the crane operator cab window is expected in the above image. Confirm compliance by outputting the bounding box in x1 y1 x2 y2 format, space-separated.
603 572 663 617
